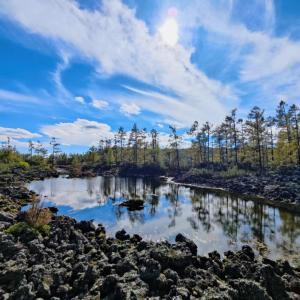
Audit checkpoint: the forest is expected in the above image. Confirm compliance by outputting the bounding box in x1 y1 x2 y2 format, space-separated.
1 100 299 176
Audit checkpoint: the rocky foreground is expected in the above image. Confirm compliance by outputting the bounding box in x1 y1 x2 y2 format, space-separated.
1 213 300 300
0 168 300 299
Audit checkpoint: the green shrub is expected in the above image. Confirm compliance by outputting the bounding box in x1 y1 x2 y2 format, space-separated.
187 167 250 178
5 222 29 235
218 167 250 178
5 222 51 237
36 224 51 236
17 161 30 169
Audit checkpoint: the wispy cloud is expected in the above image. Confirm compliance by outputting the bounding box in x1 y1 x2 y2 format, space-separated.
0 89 40 103
0 0 237 125
1 0 299 129
182 0 300 106
52 53 72 102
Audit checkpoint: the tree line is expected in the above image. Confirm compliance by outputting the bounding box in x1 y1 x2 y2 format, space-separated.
0 101 299 173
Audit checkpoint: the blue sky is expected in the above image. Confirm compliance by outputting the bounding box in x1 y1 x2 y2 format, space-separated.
0 0 300 153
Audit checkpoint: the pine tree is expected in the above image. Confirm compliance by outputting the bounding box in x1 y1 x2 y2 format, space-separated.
150 129 159 163
117 127 126 164
169 125 181 169
28 140 35 161
246 106 265 172
128 123 140 165
276 100 293 163
289 104 300 165
50 137 61 167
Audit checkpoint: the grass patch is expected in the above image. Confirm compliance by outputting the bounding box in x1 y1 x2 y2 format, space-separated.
5 222 51 237
188 167 251 178
5 197 53 238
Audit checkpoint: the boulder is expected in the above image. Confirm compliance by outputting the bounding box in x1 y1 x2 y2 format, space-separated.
0 212 14 223
175 233 197 256
115 229 130 241
119 199 144 211
140 258 161 283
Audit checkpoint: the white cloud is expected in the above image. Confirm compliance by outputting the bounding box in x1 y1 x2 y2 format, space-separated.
182 0 300 106
0 0 237 125
1 0 299 122
120 102 141 116
0 89 40 103
74 96 85 104
91 99 109 110
122 85 202 127
52 53 72 102
0 127 42 150
0 127 41 140
41 118 114 146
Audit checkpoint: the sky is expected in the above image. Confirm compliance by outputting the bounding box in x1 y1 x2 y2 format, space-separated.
0 0 300 153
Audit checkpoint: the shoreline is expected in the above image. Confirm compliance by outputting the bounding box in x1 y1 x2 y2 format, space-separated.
68 169 300 213
1 171 300 298
1 212 300 299
169 178 300 214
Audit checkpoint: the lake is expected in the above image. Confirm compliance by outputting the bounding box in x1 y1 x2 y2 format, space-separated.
27 176 300 265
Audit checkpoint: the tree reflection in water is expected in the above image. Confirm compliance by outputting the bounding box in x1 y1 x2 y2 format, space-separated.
28 176 300 265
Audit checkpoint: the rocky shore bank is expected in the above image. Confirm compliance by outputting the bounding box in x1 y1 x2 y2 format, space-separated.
175 167 300 212
0 168 58 220
67 163 300 211
0 168 300 299
1 213 300 300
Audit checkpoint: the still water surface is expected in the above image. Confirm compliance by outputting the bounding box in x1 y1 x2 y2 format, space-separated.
28 176 300 265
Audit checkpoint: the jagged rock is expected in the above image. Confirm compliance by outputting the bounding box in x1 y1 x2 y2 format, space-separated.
115 229 130 241
164 268 179 284
140 258 161 282
229 279 271 300
0 221 10 230
0 212 14 223
116 258 137 276
175 233 198 256
260 265 289 300
75 220 96 233
0 214 299 299
0 234 23 257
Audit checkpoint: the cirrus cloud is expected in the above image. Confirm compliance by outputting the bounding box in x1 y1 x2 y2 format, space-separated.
0 0 237 125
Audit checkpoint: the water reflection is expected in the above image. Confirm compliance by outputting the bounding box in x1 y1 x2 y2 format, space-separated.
28 176 300 265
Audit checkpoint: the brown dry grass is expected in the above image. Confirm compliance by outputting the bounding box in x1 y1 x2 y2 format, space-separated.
25 195 52 227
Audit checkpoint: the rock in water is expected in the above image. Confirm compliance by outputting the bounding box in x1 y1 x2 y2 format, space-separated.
119 199 144 211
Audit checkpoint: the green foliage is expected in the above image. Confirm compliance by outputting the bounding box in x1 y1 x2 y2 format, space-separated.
5 222 51 237
37 224 51 236
5 222 29 235
0 101 298 174
187 167 250 178
0 149 31 173
17 161 30 169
